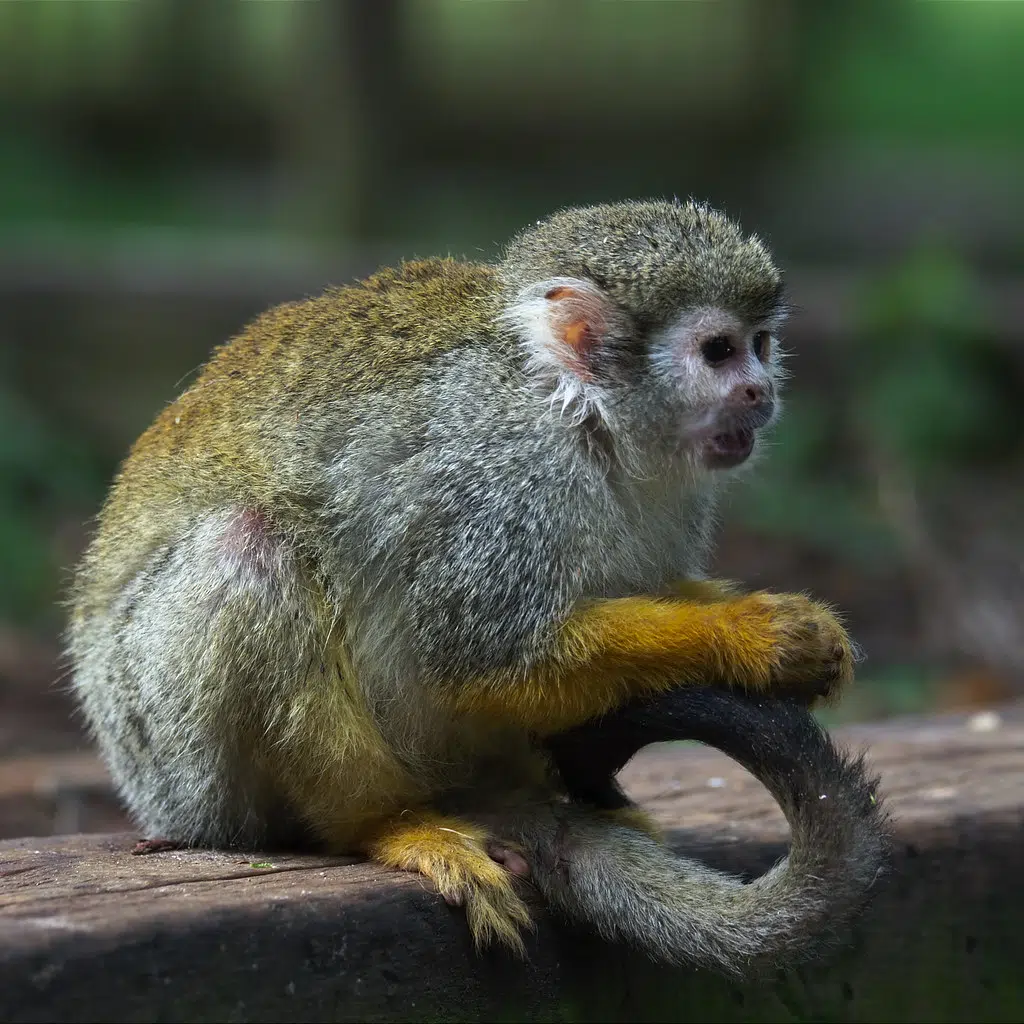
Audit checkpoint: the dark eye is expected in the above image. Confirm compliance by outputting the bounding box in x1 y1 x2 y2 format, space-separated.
752 330 771 361
700 336 734 366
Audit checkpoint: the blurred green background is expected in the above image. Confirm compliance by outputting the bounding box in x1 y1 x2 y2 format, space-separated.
1 0 1022 759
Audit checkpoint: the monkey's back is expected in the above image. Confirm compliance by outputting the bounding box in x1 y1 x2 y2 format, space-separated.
74 258 503 615
67 258 514 848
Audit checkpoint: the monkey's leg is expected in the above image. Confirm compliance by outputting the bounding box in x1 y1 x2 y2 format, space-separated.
274 714 537 953
74 510 529 952
261 657 538 954
70 507 328 850
359 811 533 955
451 592 854 735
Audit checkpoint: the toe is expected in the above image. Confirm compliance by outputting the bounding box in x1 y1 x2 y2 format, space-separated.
486 841 531 878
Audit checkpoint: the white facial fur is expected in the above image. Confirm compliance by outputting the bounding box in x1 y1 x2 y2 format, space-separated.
648 305 786 445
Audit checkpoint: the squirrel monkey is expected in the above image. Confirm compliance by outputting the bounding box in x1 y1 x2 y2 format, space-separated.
70 199 883 975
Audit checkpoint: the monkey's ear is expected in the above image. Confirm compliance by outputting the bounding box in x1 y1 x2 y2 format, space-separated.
507 277 612 385
541 283 609 381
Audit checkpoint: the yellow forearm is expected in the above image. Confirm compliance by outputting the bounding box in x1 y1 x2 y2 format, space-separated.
450 594 781 734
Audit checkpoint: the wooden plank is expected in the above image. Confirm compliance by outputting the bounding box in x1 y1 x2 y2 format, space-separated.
1 704 1022 1023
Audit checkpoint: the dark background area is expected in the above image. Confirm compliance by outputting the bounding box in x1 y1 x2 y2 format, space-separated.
0 1 1022 837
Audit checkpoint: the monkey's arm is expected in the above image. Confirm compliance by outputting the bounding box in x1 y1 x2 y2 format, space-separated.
449 592 852 735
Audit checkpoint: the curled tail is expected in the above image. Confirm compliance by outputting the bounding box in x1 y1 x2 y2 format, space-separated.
526 687 891 975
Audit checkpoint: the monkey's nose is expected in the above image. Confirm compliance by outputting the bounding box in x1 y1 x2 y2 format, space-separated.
727 382 774 424
736 383 768 405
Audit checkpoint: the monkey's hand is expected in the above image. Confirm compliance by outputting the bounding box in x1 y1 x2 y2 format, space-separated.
732 592 856 702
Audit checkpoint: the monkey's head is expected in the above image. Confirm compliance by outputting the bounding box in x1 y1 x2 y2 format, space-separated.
500 199 787 474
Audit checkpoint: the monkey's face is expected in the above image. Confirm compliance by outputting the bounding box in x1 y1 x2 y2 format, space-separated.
503 279 784 474
646 305 782 471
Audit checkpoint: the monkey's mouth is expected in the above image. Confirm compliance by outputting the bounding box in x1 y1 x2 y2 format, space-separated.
703 428 755 469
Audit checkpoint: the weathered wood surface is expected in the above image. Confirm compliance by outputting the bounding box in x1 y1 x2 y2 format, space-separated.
1 704 1022 1023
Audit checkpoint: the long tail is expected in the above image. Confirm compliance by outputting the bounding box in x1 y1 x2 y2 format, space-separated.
524 687 891 976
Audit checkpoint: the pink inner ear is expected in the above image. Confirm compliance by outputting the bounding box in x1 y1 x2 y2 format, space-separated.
545 285 607 379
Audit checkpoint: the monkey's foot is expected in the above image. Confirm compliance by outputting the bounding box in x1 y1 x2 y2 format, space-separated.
485 840 531 878
364 813 533 955
131 837 186 856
